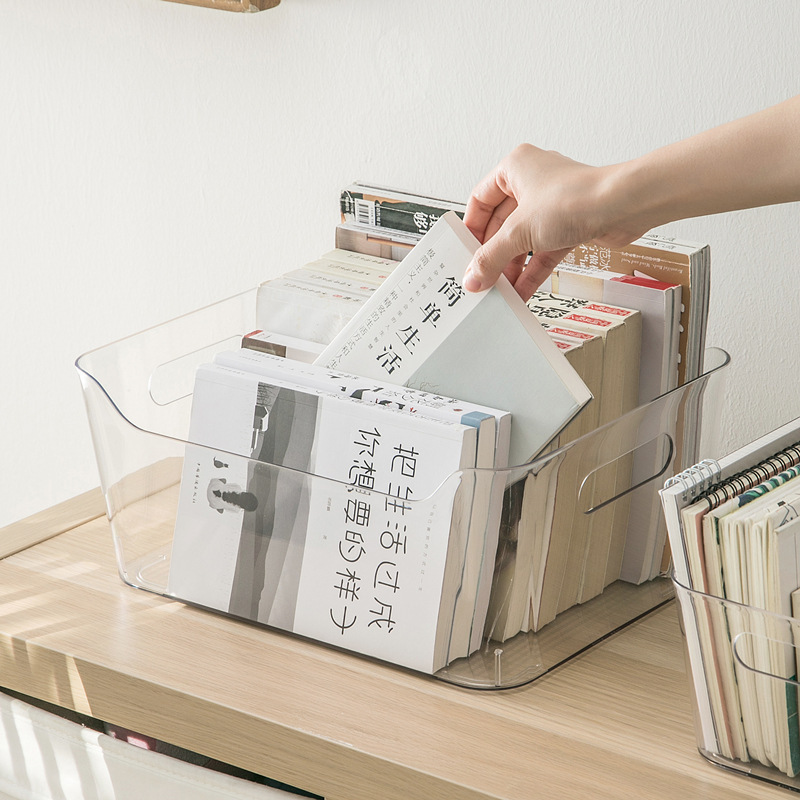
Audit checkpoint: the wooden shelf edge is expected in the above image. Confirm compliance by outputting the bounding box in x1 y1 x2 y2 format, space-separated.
0 488 106 559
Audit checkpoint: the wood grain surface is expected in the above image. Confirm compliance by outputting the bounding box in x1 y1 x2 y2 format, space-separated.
0 495 785 800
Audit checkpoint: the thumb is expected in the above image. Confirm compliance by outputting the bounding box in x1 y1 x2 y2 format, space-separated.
463 213 529 293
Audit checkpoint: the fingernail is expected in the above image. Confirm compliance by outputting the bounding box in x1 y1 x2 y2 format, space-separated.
463 265 483 293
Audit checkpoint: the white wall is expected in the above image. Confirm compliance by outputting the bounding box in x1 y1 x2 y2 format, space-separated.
2 0 799 527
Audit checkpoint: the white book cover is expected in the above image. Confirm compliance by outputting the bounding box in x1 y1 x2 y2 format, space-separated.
169 362 475 674
214 346 511 658
215 347 510 461
315 212 591 467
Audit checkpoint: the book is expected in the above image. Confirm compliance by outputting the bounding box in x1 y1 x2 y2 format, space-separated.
527 291 641 424
318 247 400 269
559 234 709 387
547 267 682 585
316 212 592 469
530 324 606 626
278 267 376 299
527 291 642 611
168 361 483 673
255 274 365 345
660 418 800 772
540 325 603 439
214 344 511 658
340 182 466 237
489 327 604 639
483 449 563 641
308 249 398 287
242 329 324 363
335 223 417 263
253 252 398 347
548 267 681 405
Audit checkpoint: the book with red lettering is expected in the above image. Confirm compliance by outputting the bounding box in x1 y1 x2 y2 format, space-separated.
527 292 642 624
550 267 681 405
558 235 709 387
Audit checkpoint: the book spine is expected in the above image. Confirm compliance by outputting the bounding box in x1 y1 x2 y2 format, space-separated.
259 275 368 306
340 186 466 237
320 248 398 271
303 257 393 288
282 267 376 298
216 348 506 433
241 330 324 363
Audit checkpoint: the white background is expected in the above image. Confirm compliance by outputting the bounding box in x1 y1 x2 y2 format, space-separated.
2 0 799 527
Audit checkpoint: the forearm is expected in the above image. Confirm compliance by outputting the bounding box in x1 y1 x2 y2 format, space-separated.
463 96 800 295
602 95 800 238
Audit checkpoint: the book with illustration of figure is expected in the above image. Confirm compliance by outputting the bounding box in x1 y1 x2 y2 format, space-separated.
168 361 486 673
212 345 512 657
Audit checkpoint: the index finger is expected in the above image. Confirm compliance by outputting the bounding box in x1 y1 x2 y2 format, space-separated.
464 171 514 243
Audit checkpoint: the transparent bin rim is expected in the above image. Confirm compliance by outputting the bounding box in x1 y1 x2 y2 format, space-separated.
74 286 731 688
73 287 731 479
672 571 800 791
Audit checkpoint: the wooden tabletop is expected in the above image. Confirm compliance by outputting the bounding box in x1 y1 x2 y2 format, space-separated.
0 493 786 800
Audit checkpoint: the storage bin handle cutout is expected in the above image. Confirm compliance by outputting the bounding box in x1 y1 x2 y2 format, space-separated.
577 433 674 514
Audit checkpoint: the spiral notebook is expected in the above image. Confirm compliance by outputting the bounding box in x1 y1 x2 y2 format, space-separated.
661 419 800 590
660 416 800 768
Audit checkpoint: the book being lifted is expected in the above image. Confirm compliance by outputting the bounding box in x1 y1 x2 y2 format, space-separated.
168 360 498 674
315 211 592 467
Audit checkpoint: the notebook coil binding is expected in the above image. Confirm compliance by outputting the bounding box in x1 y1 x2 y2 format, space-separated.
663 459 721 501
665 440 800 507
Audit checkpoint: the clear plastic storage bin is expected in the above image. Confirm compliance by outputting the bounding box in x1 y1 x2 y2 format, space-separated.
76 287 729 688
673 574 800 790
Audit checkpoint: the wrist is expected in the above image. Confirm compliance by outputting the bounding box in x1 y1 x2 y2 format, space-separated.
593 158 666 245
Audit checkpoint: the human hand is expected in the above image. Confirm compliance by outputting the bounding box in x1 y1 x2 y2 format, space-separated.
462 144 636 299
464 98 800 300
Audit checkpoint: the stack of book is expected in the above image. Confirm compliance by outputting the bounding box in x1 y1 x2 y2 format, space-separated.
168 212 591 673
331 183 710 591
661 419 800 779
255 248 398 345
167 180 711 674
